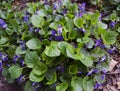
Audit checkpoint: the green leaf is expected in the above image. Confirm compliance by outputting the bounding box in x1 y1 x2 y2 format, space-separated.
46 72 57 85
64 19 74 32
29 71 44 82
94 73 106 83
83 77 94 91
91 11 100 24
102 31 118 44
80 56 93 67
62 0 70 6
56 83 68 91
26 38 42 49
33 61 47 75
0 37 8 45
6 28 14 35
31 15 44 27
68 29 77 40
66 44 81 60
41 52 55 65
58 42 69 55
37 9 47 17
82 37 91 43
49 22 58 30
91 48 105 57
45 42 61 57
2 67 9 77
16 46 26 55
74 17 85 28
97 22 108 29
25 51 40 68
9 65 23 79
71 76 83 91
69 65 78 74
24 81 36 91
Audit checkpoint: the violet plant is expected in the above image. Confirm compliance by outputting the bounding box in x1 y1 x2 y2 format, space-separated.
0 0 119 91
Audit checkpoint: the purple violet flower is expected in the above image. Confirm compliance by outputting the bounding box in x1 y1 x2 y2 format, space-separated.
0 19 7 28
57 24 62 34
0 61 2 71
101 74 105 80
51 30 56 36
55 35 63 41
87 69 99 76
75 12 83 17
107 49 113 54
1 54 8 61
23 15 29 22
0 53 2 57
79 2 86 12
109 21 117 28
78 28 86 33
102 68 107 74
20 59 25 67
17 75 24 83
34 28 40 33
13 55 20 64
77 71 82 75
20 40 26 50
94 83 102 89
6 64 10 67
101 56 106 62
62 9 67 15
53 4 57 10
87 70 93 76
58 0 62 6
32 82 37 86
92 69 99 73
95 39 102 46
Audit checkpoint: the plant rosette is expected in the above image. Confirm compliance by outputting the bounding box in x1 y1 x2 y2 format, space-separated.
0 0 118 91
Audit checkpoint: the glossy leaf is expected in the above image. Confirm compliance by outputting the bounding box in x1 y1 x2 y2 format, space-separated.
29 71 44 82
26 38 42 50
56 83 68 91
37 9 47 17
9 65 23 79
69 65 78 74
46 72 57 85
45 42 61 57
58 42 69 55
83 77 94 91
102 31 118 44
31 15 44 27
33 61 47 75
16 46 26 55
25 51 40 68
24 81 36 91
71 76 83 91
74 17 85 28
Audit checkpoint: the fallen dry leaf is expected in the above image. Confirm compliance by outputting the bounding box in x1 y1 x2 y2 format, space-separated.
109 58 118 72
117 82 120 90
107 84 118 91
